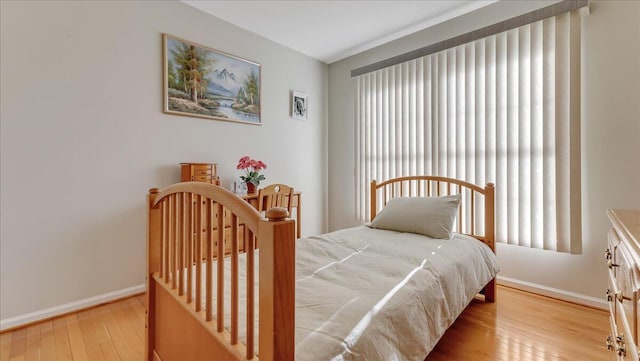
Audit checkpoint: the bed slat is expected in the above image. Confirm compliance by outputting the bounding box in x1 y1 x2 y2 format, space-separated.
457 185 462 233
162 201 168 283
195 195 202 312
230 214 239 345
186 193 193 304
246 229 255 359
215 203 224 329
205 201 213 322
471 191 475 235
178 193 184 296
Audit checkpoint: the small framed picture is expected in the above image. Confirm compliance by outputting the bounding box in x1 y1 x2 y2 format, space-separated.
292 91 308 120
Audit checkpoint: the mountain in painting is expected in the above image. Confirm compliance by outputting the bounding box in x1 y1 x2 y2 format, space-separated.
207 81 235 97
214 68 236 82
207 68 240 97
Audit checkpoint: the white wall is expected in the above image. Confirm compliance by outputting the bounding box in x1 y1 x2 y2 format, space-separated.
328 0 640 303
0 0 328 325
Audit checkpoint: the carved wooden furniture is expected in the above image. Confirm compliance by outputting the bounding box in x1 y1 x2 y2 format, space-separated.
256 184 295 237
243 190 302 238
606 209 640 360
257 184 294 214
145 176 496 361
180 162 219 185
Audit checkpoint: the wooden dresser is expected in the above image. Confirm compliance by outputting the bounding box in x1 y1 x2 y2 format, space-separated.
607 209 640 360
180 162 219 185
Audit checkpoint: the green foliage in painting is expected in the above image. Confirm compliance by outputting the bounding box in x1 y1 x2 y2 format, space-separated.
167 59 179 89
169 43 215 103
238 71 259 106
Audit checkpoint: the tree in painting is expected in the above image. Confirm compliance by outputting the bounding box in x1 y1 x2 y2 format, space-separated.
170 43 214 103
233 70 260 114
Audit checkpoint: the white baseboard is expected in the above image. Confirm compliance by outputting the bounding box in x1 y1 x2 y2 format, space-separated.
0 284 145 331
497 276 607 310
1 279 605 331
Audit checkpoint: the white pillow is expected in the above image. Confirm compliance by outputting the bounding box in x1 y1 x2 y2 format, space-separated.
368 194 462 239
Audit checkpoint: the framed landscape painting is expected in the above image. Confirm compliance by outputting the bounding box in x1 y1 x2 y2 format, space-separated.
163 34 261 125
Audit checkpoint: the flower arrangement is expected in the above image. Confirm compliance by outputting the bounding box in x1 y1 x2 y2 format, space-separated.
237 156 267 187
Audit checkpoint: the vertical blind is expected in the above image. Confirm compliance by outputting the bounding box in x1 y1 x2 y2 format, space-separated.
355 11 582 253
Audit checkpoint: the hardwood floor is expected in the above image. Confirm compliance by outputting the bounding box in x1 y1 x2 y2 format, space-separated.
1 286 611 361
1 296 145 361
426 287 611 361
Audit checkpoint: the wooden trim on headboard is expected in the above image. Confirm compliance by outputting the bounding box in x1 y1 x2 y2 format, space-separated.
484 183 495 253
370 180 378 222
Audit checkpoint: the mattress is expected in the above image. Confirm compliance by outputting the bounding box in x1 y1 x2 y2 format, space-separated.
203 225 499 361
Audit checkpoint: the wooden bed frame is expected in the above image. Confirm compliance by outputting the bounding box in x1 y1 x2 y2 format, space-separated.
145 176 495 361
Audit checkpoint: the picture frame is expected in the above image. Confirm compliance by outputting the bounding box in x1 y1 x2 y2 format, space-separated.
163 34 261 125
292 91 308 120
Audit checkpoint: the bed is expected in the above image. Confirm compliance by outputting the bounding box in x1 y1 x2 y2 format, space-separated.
145 176 498 361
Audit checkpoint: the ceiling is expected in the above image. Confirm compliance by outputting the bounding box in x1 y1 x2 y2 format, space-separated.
181 1 497 64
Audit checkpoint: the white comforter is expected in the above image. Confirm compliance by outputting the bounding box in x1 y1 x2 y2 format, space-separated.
208 226 499 361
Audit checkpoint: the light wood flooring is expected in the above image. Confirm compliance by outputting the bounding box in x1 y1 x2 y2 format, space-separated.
1 286 611 361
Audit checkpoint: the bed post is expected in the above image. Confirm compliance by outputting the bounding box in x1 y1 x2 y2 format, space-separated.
146 188 161 361
370 180 377 221
259 208 296 361
484 183 496 302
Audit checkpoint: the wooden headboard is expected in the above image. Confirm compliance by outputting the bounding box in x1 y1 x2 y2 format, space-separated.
370 176 495 252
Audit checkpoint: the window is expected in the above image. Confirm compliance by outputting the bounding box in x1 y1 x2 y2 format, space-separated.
355 12 582 253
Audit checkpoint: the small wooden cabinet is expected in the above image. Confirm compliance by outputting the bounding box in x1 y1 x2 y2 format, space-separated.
606 209 640 360
180 163 219 185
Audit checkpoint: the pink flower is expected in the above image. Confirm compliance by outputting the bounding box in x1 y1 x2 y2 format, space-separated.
237 156 267 186
236 156 253 170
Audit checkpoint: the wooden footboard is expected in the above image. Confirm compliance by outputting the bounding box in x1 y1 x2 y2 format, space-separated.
146 182 295 361
370 176 496 302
